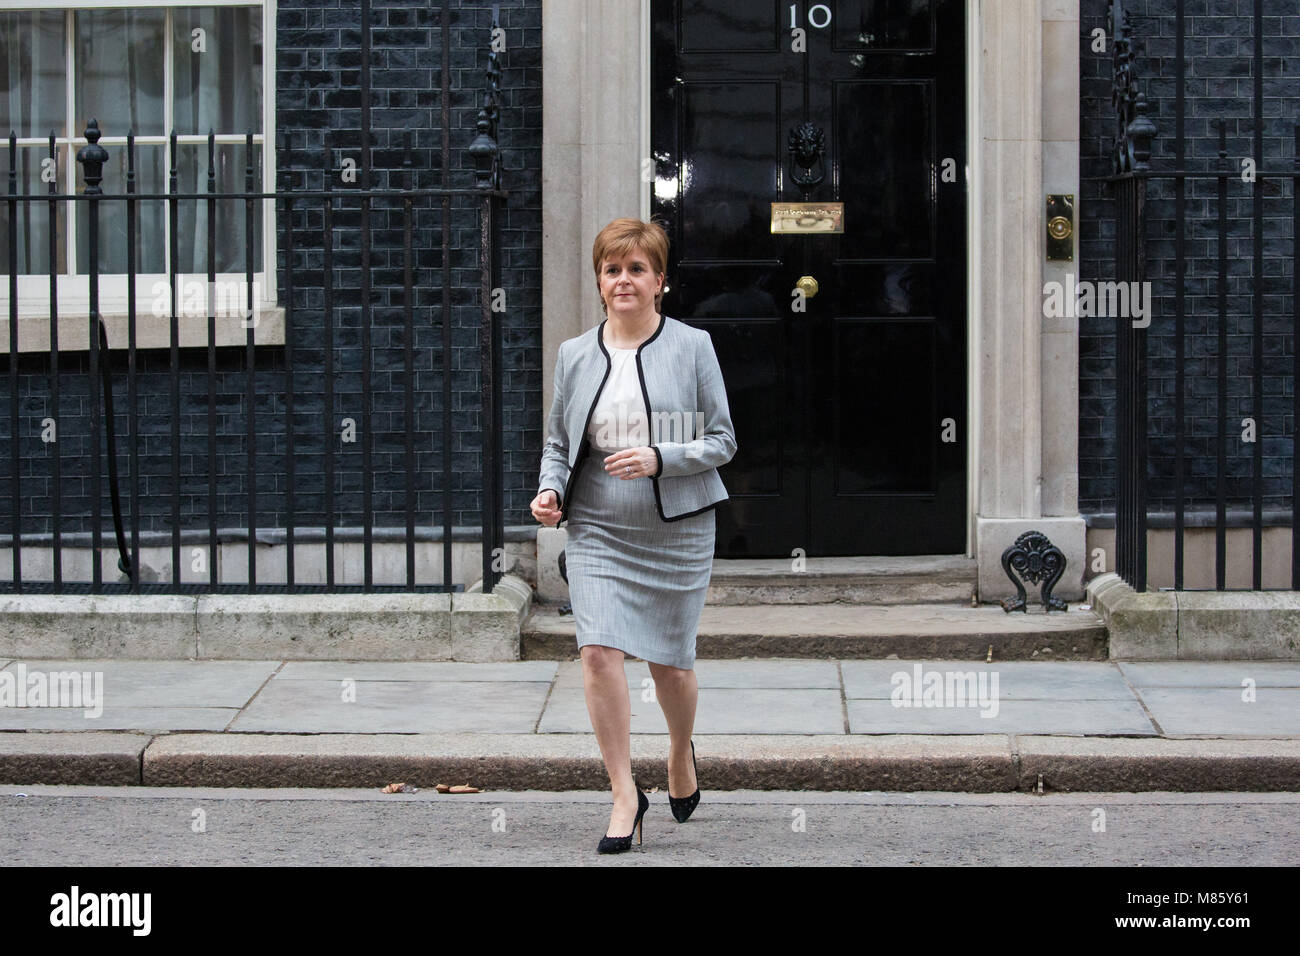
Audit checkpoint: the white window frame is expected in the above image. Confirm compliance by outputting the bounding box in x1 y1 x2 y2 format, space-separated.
0 0 281 352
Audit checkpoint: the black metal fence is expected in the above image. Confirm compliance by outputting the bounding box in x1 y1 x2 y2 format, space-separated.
2 0 508 595
1103 0 1300 592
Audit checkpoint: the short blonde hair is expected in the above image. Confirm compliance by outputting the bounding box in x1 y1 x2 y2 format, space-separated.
592 217 670 314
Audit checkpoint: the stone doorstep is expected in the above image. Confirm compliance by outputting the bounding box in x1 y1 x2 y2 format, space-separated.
522 602 1110 660
535 537 987 607
703 555 978 606
2 733 1300 792
705 577 977 606
0 574 533 662
1088 572 1300 660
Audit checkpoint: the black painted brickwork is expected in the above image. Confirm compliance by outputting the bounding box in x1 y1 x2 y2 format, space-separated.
2 0 542 541
1080 0 1300 517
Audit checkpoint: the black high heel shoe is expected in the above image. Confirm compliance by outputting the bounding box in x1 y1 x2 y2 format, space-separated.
597 782 649 854
668 739 700 823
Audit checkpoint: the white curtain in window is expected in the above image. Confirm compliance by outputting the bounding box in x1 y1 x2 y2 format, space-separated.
75 9 166 138
175 7 263 273
74 9 166 275
0 13 65 275
0 11 64 138
3 6 264 278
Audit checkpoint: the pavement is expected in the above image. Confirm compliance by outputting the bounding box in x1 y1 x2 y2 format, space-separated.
1 657 1299 791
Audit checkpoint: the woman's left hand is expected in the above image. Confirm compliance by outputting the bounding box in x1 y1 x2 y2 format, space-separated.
603 446 659 480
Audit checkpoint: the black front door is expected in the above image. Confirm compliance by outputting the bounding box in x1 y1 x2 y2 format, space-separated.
651 0 967 557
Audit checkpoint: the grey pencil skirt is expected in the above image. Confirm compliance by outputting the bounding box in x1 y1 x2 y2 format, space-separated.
565 443 716 670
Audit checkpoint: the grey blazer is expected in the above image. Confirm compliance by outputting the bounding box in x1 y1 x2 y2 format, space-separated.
538 313 738 524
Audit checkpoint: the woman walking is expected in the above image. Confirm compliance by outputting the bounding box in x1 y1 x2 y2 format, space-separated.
531 217 737 853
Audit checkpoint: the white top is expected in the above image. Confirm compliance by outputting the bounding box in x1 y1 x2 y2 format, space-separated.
587 347 649 452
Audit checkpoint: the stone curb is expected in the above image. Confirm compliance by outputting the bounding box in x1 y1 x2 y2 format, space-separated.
137 733 1019 791
1089 572 1300 660
1016 736 1300 791
0 732 150 785
0 574 533 661
2 732 1298 792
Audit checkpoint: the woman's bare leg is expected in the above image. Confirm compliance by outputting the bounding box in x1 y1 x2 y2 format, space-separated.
647 661 698 797
580 644 639 837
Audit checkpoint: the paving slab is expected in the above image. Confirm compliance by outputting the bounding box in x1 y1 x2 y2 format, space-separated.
847 698 1157 735
229 678 552 733
1138 688 1300 736
548 658 841 690
690 659 841 688
0 707 237 732
842 660 1136 699
274 661 559 682
1119 661 1300 687
539 683 844 734
2 659 279 708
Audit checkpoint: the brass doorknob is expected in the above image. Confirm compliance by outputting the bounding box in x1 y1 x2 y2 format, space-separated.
796 275 819 298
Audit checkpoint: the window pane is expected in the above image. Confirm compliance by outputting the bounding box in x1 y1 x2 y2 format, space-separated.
0 11 66 138
74 144 166 274
0 146 67 275
175 143 264 274
75 9 166 138
173 7 263 136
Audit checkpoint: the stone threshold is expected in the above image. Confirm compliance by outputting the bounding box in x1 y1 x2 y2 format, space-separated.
523 602 1109 660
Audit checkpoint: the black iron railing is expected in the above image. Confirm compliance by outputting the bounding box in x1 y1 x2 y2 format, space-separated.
1 0 508 595
1102 0 1300 592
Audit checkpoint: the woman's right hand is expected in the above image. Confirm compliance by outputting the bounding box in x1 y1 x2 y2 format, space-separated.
531 490 561 527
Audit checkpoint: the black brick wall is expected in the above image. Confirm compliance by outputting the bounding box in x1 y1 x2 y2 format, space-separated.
2 0 542 541
1080 0 1300 517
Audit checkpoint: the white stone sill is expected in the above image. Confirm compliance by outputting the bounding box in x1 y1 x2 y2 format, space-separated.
0 308 286 353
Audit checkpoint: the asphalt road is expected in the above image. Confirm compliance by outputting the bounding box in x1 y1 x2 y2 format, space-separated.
1 786 1297 866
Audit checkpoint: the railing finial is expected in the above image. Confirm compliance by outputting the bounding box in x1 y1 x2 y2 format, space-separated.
76 118 109 195
470 5 503 189
1109 1 1155 175
1128 92 1157 172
